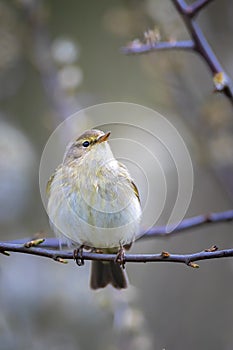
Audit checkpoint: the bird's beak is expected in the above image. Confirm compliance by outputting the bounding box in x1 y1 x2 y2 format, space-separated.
97 131 111 144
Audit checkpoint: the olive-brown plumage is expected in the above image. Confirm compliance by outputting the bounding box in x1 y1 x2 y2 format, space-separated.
47 129 141 289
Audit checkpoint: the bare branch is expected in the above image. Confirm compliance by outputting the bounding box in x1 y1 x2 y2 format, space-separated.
186 0 215 18
122 0 233 104
122 40 194 55
1 241 233 268
145 209 233 238
170 0 214 16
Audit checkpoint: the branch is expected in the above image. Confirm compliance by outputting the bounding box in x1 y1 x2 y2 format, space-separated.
145 209 233 238
0 241 233 269
0 210 232 267
122 0 233 104
186 0 215 17
122 40 194 55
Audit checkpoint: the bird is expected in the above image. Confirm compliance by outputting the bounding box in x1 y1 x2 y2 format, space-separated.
47 129 142 289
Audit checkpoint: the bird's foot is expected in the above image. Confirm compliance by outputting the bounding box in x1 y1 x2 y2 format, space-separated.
73 245 85 266
115 244 126 269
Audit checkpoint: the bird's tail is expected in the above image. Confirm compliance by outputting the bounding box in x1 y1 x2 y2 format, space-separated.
90 260 128 289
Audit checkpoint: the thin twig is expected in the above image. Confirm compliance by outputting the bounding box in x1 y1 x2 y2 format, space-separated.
186 0 215 17
122 40 194 55
122 0 233 104
145 209 233 238
0 242 233 268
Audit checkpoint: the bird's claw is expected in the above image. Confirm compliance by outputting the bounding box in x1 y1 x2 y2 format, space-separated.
115 245 126 269
73 246 85 266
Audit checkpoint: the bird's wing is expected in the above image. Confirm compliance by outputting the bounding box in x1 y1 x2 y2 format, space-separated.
130 179 140 204
117 162 140 204
46 172 55 196
46 164 62 196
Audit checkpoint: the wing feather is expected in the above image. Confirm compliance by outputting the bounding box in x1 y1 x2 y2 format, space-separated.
117 162 140 204
46 172 55 196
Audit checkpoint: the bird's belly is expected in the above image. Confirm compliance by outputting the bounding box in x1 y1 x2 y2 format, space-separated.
47 183 141 249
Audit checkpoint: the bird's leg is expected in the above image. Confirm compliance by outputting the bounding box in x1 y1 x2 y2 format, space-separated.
73 245 85 266
115 242 126 269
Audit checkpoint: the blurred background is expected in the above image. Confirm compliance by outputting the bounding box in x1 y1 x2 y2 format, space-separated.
0 0 233 349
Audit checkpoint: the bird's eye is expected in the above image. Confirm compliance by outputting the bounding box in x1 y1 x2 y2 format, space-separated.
82 140 90 147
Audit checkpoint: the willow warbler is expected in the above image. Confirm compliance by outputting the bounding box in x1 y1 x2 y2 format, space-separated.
47 129 142 289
